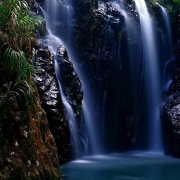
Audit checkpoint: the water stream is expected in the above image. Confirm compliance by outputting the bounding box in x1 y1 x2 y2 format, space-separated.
40 0 180 178
158 4 173 92
42 0 173 160
43 0 101 155
134 0 163 151
159 5 173 63
55 62 79 158
43 0 80 157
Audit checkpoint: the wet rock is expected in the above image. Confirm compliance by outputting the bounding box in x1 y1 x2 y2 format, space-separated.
161 57 180 157
73 0 138 151
31 0 43 16
56 45 83 131
161 92 180 157
33 44 72 164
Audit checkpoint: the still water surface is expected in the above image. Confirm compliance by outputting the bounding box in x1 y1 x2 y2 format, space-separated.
62 152 180 180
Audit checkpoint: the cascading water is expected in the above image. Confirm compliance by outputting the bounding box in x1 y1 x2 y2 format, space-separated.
55 62 79 157
134 0 163 151
113 1 143 137
158 4 173 91
44 0 73 39
43 0 102 156
42 0 172 157
159 5 173 63
123 12 144 137
42 0 80 157
96 13 115 153
48 1 180 178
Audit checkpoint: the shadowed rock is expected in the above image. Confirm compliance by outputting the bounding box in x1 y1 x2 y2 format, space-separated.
33 45 72 164
56 45 83 146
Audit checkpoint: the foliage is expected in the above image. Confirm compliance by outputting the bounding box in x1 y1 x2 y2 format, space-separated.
0 2 62 179
0 0 43 113
173 0 180 3
0 0 43 49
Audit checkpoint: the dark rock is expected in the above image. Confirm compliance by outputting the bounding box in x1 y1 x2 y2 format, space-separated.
73 0 137 152
31 0 43 16
161 91 180 157
161 58 180 157
0 53 62 179
56 45 83 132
33 44 72 164
160 0 180 157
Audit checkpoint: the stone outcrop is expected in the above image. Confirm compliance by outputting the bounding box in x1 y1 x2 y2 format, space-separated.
56 45 83 157
33 44 72 164
56 45 83 124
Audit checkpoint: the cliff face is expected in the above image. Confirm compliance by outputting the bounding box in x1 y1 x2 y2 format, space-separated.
0 0 62 179
73 0 137 151
73 0 180 152
31 0 83 160
56 45 83 157
160 1 180 157
0 74 62 179
33 44 73 164
161 54 180 157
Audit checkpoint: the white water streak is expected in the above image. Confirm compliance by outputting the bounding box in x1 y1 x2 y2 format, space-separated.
43 0 79 157
135 0 163 151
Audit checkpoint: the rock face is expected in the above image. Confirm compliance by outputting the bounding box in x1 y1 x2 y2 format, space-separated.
74 0 138 151
160 1 180 158
161 57 180 157
161 91 180 157
56 45 83 123
33 44 72 163
56 45 83 157
0 71 62 180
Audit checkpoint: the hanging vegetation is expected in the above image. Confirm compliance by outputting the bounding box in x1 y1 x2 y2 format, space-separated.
0 0 43 111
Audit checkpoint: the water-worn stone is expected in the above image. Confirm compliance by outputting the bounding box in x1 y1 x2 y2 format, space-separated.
56 45 83 144
33 45 72 163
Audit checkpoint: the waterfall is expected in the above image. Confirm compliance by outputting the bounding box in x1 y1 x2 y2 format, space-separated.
160 5 173 63
44 0 73 37
41 0 172 156
43 0 80 157
43 0 102 156
158 4 173 91
113 1 143 137
55 62 79 157
134 0 163 151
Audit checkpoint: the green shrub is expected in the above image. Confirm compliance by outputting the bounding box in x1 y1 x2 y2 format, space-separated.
0 0 44 111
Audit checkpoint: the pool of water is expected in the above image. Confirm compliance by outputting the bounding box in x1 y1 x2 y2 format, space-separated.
61 152 180 180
